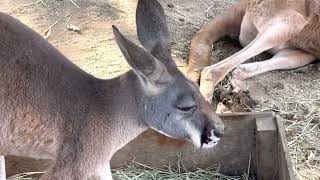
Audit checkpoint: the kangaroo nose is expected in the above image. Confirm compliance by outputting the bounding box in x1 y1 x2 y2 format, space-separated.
214 124 224 138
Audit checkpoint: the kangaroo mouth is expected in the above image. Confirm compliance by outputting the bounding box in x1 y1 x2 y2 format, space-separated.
184 122 221 148
201 129 220 148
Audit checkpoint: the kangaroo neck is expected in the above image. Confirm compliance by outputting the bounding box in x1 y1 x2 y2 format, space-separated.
101 71 149 156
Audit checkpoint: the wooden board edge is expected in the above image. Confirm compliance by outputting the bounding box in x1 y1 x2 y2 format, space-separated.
276 118 296 180
255 116 278 180
218 112 274 118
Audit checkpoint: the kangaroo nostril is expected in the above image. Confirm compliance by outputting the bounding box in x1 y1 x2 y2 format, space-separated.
214 126 224 138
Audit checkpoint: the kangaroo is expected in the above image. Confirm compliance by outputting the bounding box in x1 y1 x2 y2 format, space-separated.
0 0 224 179
187 0 320 103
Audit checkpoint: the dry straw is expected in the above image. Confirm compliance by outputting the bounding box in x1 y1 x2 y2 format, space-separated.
9 156 255 180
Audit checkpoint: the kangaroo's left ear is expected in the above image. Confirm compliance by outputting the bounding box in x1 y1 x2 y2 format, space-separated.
136 0 175 68
112 26 173 94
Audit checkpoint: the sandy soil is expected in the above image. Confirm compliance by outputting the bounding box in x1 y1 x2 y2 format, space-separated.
0 0 319 179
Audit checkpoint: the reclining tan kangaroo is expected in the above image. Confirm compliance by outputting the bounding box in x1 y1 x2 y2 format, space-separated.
0 0 224 179
187 0 320 103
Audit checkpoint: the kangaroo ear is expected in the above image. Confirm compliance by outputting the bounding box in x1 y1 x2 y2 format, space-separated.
136 0 175 68
112 26 173 93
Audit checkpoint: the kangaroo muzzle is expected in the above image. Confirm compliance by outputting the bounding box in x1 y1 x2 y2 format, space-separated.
201 123 224 149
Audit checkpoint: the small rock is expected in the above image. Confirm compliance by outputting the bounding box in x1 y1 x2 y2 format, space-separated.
178 18 185 22
263 100 270 103
66 24 81 33
167 3 174 8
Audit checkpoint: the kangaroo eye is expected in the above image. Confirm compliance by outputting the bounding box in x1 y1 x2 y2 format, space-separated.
177 105 196 112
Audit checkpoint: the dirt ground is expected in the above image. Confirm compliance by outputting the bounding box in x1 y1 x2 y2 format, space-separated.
0 0 319 179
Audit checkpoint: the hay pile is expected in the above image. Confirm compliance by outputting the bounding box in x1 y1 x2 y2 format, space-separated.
112 161 255 180
9 160 255 180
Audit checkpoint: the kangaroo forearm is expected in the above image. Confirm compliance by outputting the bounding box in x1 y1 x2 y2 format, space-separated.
187 1 246 82
187 17 229 83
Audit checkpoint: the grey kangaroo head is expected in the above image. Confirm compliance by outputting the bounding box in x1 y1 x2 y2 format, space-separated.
112 0 224 148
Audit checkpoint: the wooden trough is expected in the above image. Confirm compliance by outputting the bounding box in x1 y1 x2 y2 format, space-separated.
4 112 295 180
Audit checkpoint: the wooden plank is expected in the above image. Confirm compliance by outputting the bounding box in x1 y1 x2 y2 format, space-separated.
276 118 296 180
111 114 260 175
5 156 51 177
255 117 278 180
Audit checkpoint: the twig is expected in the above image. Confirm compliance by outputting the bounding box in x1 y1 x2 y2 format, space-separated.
301 116 315 134
68 0 79 9
44 16 64 39
120 171 131 180
8 171 44 179
205 4 215 18
305 124 318 134
246 154 251 180
44 13 71 39
65 17 71 27
38 0 47 7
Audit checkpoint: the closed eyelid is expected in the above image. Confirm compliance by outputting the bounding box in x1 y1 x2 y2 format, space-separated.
176 95 197 108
